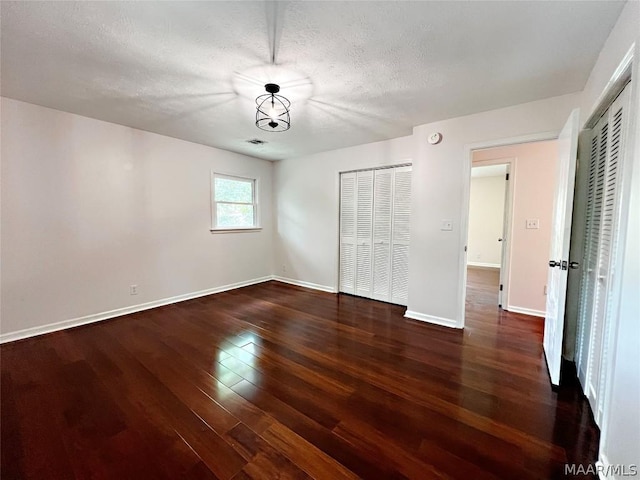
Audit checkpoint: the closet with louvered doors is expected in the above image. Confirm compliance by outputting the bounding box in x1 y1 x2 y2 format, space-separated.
339 165 412 306
575 81 631 427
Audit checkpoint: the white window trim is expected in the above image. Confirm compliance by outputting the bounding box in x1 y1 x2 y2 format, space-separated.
210 172 261 232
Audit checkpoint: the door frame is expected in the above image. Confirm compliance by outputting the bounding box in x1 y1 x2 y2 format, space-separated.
457 132 560 328
467 158 515 309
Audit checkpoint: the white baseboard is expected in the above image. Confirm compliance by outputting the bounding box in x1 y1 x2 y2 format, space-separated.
467 262 500 269
404 310 461 329
505 305 546 318
0 276 273 344
272 276 337 293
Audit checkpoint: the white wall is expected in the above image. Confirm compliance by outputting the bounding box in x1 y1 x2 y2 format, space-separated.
473 141 558 316
577 0 640 474
0 98 274 339
274 94 579 326
408 93 579 326
467 174 505 268
274 135 413 291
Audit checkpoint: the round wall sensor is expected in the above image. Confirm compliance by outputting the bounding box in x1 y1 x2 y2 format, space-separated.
428 132 443 145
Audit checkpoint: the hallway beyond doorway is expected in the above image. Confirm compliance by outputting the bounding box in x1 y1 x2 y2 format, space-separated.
466 266 500 308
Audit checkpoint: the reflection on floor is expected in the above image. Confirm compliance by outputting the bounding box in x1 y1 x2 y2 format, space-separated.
1 280 600 479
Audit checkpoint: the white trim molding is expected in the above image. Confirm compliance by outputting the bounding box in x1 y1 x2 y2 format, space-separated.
0 276 273 344
505 305 546 318
585 43 635 129
272 276 337 293
467 262 501 269
404 310 461 329
210 227 262 234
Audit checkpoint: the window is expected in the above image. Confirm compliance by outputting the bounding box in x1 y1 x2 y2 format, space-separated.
211 174 259 230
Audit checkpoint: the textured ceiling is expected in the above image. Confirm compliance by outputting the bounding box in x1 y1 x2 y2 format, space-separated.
1 1 625 160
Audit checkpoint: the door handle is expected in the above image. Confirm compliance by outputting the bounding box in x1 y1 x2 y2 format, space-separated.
549 260 561 268
498 238 503 242
569 261 580 270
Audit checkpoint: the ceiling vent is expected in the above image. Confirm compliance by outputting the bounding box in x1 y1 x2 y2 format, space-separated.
246 138 267 145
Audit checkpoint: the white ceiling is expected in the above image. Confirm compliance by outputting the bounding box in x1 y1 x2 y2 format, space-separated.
1 1 625 161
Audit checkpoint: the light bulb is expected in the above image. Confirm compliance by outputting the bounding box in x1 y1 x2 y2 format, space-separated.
268 104 278 121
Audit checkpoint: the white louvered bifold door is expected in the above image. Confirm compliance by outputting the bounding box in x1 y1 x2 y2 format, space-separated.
339 172 357 294
575 115 607 388
355 170 374 298
340 165 412 306
583 115 609 404
372 169 393 302
571 83 631 426
391 166 412 305
585 83 630 426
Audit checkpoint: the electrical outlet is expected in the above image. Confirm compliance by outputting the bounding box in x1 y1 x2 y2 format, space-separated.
130 284 138 295
526 218 540 229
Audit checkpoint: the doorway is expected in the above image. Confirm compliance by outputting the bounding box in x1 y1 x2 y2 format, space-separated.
466 163 510 308
464 140 559 319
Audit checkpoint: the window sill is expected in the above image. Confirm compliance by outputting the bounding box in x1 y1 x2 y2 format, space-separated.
210 227 262 234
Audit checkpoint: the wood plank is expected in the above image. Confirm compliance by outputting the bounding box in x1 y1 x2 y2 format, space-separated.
224 423 311 479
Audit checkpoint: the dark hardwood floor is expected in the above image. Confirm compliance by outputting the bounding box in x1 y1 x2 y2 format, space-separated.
1 278 598 479
466 266 501 308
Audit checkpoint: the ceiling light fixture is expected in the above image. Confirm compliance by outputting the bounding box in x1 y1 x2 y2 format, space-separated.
256 83 290 132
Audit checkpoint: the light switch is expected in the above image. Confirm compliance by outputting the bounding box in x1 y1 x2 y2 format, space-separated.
526 219 539 229
441 220 453 231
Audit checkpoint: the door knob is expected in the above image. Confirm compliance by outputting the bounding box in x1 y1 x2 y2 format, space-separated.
569 261 580 269
549 260 561 268
498 238 503 242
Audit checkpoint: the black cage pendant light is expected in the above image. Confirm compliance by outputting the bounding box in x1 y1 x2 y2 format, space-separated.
256 83 291 132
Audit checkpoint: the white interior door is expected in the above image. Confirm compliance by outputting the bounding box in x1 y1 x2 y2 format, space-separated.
339 172 357 294
498 166 511 308
576 115 607 387
340 165 411 306
584 113 609 405
391 166 412 305
543 108 580 386
355 170 374 298
372 168 393 302
585 84 630 424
